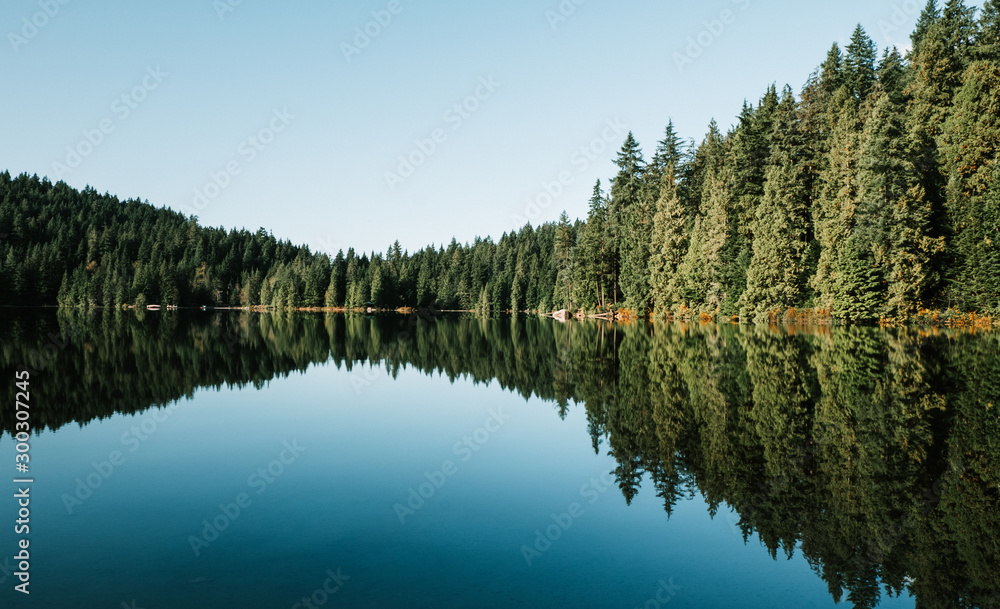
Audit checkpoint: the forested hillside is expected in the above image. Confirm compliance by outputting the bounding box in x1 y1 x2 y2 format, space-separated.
580 0 1000 322
1 0 998 322
0 170 563 311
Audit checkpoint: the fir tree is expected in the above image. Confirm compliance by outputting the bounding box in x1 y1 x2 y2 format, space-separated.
877 47 908 101
677 166 734 315
648 166 687 316
740 88 811 322
610 132 651 311
943 60 1000 309
858 91 944 315
911 0 941 59
833 236 885 322
821 43 845 95
844 25 878 100
976 0 1000 61
647 120 685 190
812 90 863 312
573 181 610 310
553 211 574 310
941 0 978 61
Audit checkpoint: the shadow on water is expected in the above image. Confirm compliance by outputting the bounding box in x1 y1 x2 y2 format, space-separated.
0 309 998 609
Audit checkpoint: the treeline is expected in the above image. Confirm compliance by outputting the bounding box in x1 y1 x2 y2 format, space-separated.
1 1 998 322
0 171 563 312
562 0 1000 322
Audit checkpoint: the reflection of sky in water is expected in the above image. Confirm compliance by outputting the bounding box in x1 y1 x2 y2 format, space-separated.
7 362 915 608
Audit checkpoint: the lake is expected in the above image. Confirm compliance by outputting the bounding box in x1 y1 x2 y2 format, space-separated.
1 310 997 608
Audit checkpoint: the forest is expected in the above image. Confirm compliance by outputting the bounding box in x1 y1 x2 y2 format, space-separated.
1 309 997 609
0 0 998 323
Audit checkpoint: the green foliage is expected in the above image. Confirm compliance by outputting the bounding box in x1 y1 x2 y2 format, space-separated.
976 0 1000 60
648 167 687 315
610 132 651 311
0 172 565 314
911 0 941 59
677 166 735 315
740 90 811 322
812 93 863 311
845 25 879 100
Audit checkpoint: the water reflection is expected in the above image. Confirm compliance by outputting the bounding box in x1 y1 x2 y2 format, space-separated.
1 310 997 609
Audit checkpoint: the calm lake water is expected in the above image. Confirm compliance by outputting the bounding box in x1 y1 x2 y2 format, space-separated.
0 311 997 609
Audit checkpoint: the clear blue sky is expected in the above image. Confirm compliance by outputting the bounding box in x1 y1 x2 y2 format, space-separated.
0 0 985 255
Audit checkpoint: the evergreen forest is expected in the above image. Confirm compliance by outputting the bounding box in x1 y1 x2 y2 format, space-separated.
1 0 999 323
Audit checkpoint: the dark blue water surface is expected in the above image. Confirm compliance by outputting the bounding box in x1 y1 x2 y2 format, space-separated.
1 311 997 608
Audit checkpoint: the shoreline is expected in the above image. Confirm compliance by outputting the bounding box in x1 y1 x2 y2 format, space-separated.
5 304 997 329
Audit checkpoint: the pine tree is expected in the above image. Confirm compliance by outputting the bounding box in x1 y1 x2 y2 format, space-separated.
812 90 863 312
909 24 962 140
877 47 907 101
259 278 273 308
800 46 843 225
976 0 1000 61
941 0 978 60
943 60 1000 309
510 259 526 313
574 181 611 310
326 259 344 308
683 120 726 219
833 236 885 322
610 132 650 311
677 166 733 316
740 89 811 322
844 25 878 100
648 166 687 316
476 286 491 316
942 61 1000 198
911 0 941 59
646 121 682 185
821 43 845 95
553 211 574 310
979 164 1000 313
858 91 944 315
730 87 780 244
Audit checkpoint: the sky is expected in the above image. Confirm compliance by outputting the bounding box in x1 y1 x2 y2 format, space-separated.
0 0 986 256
